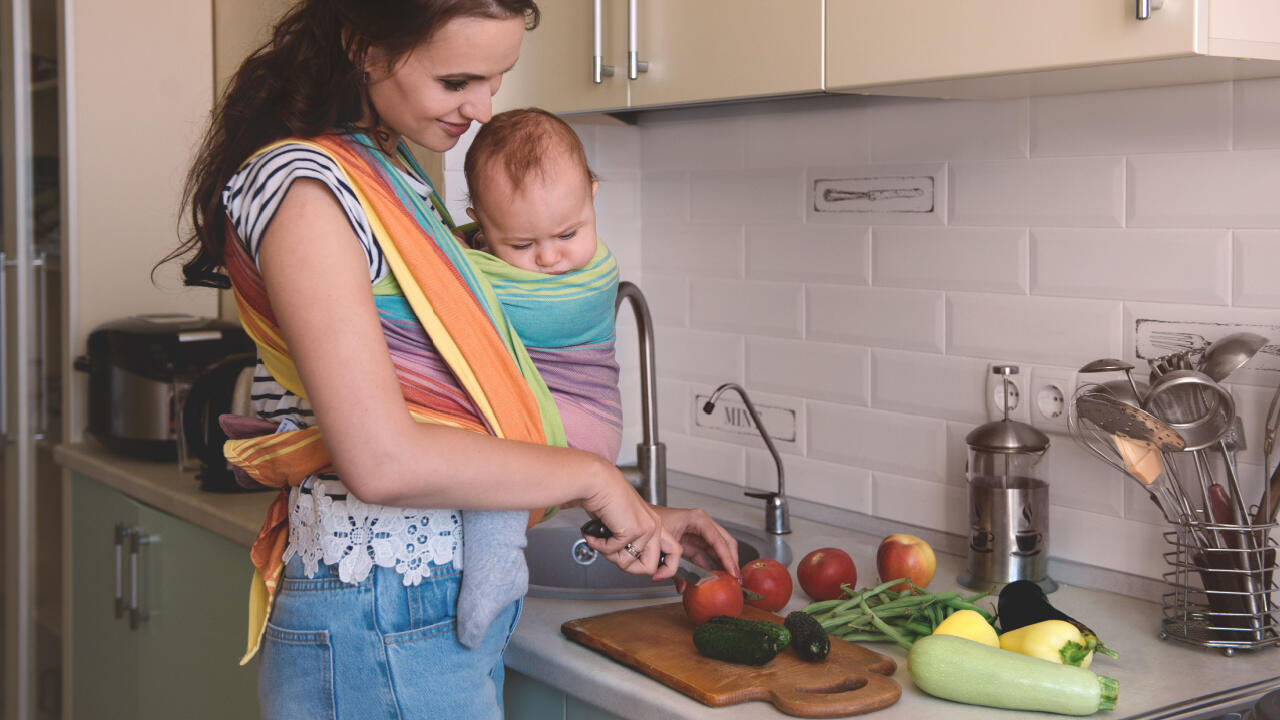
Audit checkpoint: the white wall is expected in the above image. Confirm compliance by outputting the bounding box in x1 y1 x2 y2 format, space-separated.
448 78 1280 580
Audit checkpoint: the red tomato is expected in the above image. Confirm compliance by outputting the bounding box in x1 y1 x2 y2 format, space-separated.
740 558 793 612
681 570 745 625
796 547 857 601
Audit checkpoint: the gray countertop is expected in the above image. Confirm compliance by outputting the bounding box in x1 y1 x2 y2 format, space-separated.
55 441 1280 719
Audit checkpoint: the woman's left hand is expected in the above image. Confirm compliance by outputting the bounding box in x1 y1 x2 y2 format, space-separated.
652 506 740 589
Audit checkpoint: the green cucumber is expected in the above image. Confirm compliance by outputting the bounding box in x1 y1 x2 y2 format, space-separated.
692 624 780 666
908 634 1118 715
784 611 830 662
708 616 791 648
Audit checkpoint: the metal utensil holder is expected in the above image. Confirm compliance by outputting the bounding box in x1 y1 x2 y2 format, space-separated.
1162 518 1279 655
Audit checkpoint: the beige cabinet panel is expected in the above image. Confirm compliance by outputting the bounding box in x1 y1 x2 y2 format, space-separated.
827 0 1280 99
629 0 823 109
495 0 630 115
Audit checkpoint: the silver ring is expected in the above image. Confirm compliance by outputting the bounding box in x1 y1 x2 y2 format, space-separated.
624 543 641 559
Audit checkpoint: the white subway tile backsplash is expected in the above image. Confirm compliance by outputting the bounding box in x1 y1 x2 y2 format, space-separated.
873 226 1028 293
1043 441 1126 518
1234 231 1280 308
640 172 689 224
808 401 947 483
950 157 1125 227
654 327 743 385
640 223 743 277
1123 480 1166 526
871 472 967 536
635 272 688 328
596 173 639 222
640 117 745 173
664 432 746 486
1049 506 1166 579
746 224 870 285
1128 149 1280 228
871 349 990 424
869 96 1029 163
1031 82 1232 157
1234 77 1280 150
945 423 976 487
1031 228 1230 305
690 279 803 338
592 123 643 172
749 450 872 515
691 169 805 223
808 285 945 353
657 378 690 436
745 103 870 170
947 293 1123 367
746 337 869 406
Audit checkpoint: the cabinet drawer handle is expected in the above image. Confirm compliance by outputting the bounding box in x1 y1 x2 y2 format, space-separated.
627 0 648 79
114 523 128 619
592 0 616 84
129 530 159 629
1136 0 1164 20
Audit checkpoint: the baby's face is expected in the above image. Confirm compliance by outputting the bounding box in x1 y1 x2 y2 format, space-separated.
468 153 598 275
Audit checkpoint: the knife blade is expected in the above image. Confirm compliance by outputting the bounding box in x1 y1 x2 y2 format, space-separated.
579 518 763 602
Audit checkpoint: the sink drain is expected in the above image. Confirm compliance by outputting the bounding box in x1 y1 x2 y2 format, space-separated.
571 539 598 566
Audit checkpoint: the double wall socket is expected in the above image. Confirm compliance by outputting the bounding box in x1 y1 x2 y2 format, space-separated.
982 363 1076 433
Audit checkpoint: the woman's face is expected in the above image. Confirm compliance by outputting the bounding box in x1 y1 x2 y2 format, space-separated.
365 15 526 153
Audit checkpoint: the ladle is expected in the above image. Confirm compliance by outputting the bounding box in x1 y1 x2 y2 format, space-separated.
1199 332 1269 383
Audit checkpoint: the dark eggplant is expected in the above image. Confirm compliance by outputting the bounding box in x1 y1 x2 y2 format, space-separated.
997 581 1118 659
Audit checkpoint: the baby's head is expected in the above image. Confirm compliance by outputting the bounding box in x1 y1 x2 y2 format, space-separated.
464 108 599 275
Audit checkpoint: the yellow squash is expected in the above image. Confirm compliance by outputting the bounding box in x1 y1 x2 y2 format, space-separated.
999 619 1095 668
931 609 999 647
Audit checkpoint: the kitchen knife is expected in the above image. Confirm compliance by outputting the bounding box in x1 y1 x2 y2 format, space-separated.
579 518 763 602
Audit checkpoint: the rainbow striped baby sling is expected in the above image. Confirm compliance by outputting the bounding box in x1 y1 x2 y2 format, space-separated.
222 131 619 661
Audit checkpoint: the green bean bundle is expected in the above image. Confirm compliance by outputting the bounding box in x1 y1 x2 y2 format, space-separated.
800 578 995 650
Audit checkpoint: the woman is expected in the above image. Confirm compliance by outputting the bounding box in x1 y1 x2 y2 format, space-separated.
169 1 739 717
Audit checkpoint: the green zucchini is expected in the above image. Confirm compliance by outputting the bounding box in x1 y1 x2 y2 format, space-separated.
708 615 792 648
784 611 830 662
692 624 780 666
908 634 1118 715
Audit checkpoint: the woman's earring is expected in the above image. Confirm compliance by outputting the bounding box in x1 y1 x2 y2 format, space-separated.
361 70 370 85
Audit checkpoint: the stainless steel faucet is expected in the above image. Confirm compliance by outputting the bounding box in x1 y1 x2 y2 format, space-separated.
702 382 791 535
615 281 666 506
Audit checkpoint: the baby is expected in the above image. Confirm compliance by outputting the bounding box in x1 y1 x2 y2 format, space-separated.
455 108 624 647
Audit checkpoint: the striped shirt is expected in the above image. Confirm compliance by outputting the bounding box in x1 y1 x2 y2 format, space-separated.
222 141 450 429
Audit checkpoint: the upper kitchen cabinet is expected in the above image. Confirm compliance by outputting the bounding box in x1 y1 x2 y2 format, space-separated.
625 0 823 109
495 0 823 115
495 0 629 114
826 0 1280 99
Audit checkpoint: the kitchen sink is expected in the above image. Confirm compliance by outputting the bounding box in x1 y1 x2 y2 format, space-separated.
524 506 792 600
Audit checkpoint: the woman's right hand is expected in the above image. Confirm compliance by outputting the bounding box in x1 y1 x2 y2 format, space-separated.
578 464 682 579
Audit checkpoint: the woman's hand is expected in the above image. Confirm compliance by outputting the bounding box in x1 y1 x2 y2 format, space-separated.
579 464 682 580
653 506 741 591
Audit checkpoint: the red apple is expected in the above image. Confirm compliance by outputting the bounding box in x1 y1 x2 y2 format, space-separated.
875 534 936 592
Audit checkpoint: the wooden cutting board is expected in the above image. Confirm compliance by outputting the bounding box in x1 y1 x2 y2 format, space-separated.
561 603 900 717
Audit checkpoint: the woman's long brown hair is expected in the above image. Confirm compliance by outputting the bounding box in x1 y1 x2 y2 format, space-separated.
164 0 539 289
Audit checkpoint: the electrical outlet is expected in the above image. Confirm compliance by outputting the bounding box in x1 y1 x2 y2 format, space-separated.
984 362 1031 423
1029 366 1077 434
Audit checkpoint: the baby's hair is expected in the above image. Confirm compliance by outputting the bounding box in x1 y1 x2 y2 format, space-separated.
464 108 598 208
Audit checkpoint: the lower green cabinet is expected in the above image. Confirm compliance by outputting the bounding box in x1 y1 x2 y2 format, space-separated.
505 668 624 720
70 475 259 719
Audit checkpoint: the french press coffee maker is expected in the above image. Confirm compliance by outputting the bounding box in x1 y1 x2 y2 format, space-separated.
958 365 1056 592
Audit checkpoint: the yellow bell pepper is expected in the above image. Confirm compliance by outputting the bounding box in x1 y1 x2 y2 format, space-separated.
998 619 1095 668
931 609 999 647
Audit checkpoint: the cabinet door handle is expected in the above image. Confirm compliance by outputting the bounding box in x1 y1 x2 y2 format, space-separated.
129 529 159 629
627 0 649 79
34 252 47 440
1136 0 1164 20
113 523 128 619
0 252 8 439
592 0 616 84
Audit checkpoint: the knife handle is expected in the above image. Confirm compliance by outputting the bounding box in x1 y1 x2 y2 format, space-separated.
580 518 668 564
